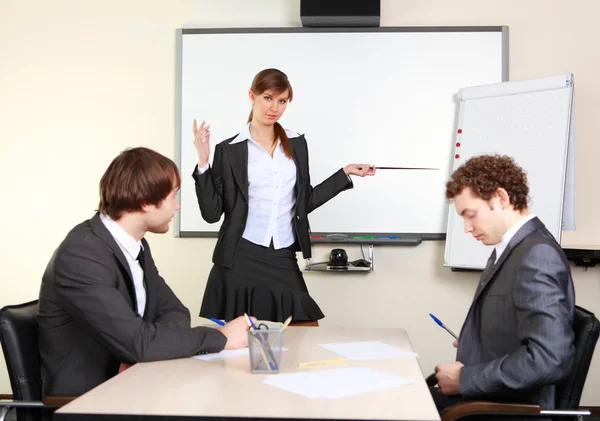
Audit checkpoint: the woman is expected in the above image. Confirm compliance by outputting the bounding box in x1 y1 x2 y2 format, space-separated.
192 68 375 326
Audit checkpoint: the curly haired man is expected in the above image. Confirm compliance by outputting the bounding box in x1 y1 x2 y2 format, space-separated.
431 155 575 412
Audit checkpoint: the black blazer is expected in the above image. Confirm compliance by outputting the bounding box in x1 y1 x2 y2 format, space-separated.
38 214 227 396
192 133 353 268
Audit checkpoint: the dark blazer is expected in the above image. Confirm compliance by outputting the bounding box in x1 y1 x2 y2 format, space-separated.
38 214 227 396
457 217 575 409
192 133 353 268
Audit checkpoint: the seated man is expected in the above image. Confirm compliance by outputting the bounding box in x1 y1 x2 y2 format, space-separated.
38 147 251 396
432 155 575 411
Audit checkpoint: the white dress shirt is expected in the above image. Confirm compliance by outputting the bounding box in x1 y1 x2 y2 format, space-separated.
99 213 146 316
198 123 298 249
494 213 536 263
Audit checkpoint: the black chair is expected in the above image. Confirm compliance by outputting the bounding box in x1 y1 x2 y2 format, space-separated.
427 305 600 420
0 301 75 421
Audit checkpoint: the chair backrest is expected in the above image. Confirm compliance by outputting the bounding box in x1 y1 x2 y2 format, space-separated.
0 300 41 401
0 300 42 421
556 305 600 408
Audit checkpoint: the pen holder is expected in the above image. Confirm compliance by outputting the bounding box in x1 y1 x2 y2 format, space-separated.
248 329 284 374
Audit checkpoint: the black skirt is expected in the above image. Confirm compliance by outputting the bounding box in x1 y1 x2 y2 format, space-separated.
199 238 325 323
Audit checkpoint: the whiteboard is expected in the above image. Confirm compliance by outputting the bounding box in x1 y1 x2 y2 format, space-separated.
175 27 507 238
444 73 575 269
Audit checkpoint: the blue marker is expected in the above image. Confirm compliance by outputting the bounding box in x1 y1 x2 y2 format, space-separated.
429 313 458 340
209 318 225 326
377 236 400 239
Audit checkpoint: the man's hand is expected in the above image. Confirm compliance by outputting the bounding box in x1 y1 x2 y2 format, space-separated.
218 315 256 349
435 361 464 395
453 339 458 348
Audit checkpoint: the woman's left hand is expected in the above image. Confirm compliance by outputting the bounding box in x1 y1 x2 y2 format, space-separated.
344 164 376 177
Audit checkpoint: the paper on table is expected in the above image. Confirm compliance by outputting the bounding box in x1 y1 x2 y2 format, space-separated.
193 348 249 360
318 341 417 360
193 347 287 361
263 367 414 399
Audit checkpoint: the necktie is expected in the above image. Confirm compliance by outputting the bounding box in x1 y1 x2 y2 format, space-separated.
481 249 497 278
135 247 147 306
136 247 145 270
476 249 497 295
119 248 145 375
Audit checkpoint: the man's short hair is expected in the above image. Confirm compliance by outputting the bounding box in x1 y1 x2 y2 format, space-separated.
98 147 181 220
445 155 529 211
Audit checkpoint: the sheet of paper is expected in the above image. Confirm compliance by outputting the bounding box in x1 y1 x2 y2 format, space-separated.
193 348 249 361
193 347 287 361
263 367 414 399
318 341 417 360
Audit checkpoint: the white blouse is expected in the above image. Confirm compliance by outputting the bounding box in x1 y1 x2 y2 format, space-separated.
198 123 299 249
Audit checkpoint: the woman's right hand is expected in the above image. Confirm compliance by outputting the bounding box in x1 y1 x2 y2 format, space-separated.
193 119 211 167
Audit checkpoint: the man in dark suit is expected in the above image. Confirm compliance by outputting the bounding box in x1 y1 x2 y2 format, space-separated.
38 147 251 396
431 155 575 411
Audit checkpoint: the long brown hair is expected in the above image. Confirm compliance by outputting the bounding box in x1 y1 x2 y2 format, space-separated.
98 147 181 220
247 68 294 159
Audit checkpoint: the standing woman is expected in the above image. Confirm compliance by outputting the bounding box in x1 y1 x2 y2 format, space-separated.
192 68 375 326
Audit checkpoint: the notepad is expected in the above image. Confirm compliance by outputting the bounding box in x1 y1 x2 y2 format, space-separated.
193 347 287 361
263 367 414 399
318 341 417 360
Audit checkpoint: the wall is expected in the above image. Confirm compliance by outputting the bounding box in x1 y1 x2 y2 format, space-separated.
0 0 598 405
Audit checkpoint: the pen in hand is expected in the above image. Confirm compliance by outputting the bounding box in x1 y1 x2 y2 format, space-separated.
209 318 226 326
429 313 459 340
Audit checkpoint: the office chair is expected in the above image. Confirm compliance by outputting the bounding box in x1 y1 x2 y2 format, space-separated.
0 301 75 421
426 305 600 420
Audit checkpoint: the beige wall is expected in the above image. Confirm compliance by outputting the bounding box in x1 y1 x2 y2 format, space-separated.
1 0 598 405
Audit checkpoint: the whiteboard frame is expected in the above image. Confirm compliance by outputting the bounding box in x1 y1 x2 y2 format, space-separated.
174 26 509 243
444 74 574 269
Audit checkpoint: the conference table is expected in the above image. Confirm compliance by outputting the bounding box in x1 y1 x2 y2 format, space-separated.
54 327 441 421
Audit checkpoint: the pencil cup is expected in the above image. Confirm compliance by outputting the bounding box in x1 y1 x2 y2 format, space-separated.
248 329 284 374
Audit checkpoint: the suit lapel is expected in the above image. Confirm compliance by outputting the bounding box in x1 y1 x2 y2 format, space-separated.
227 141 249 202
471 217 545 303
289 135 303 199
289 135 300 165
89 213 138 312
473 247 509 301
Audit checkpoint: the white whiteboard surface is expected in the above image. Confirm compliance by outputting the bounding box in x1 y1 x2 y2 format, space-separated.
445 73 575 269
176 28 506 237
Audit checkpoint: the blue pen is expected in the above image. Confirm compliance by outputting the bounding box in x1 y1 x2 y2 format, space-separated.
209 318 225 326
429 313 459 340
245 314 277 371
